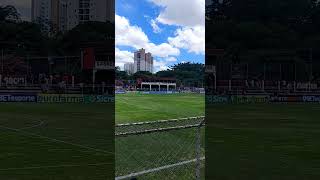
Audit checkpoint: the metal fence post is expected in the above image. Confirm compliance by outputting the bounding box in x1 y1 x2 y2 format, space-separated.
116 116 205 179
195 124 201 180
195 119 204 180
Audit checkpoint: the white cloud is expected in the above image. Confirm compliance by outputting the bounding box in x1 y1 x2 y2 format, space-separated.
115 14 180 58
150 0 205 27
168 26 205 54
165 57 177 62
146 43 180 58
115 48 134 69
116 15 149 49
150 19 162 33
149 0 205 55
152 57 177 72
116 0 206 72
153 60 169 72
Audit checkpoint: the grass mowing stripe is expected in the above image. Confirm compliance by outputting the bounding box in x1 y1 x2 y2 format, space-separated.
116 93 204 124
116 93 205 179
0 124 112 155
0 162 111 171
115 157 205 180
19 120 45 130
0 103 114 180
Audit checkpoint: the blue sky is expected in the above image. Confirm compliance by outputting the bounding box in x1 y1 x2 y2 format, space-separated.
115 0 205 72
2 0 205 72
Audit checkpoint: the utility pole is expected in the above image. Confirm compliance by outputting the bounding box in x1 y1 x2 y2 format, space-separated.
309 48 313 81
263 62 266 80
1 48 3 74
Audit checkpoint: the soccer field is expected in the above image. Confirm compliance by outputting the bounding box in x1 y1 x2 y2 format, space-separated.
115 93 205 179
3 94 318 179
0 93 204 179
117 94 320 179
115 93 205 124
0 103 114 180
206 104 320 179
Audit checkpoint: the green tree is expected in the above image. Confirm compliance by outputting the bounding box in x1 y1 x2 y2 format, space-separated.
133 71 154 79
0 5 20 22
116 66 129 80
155 62 204 87
0 21 47 56
58 21 114 54
156 70 175 78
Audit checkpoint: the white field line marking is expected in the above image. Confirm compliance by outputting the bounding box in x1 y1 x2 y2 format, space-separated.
118 109 154 113
116 116 205 127
115 157 205 180
0 125 112 155
0 162 111 171
19 120 45 130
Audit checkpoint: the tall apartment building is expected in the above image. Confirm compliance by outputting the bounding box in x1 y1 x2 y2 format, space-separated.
58 0 68 32
32 0 115 32
31 0 52 32
124 63 134 75
134 49 153 73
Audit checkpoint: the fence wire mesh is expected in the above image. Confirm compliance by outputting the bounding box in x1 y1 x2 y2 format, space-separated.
115 116 205 180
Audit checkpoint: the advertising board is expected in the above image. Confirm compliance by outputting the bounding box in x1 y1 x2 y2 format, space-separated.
37 94 114 103
2 77 26 85
230 95 269 104
83 95 114 103
0 94 37 102
269 96 302 102
206 95 268 104
302 96 320 103
206 95 229 104
115 90 126 94
139 91 173 94
37 94 84 103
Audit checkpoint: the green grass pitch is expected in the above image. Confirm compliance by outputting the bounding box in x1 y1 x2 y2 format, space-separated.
206 104 320 179
0 93 204 179
115 93 205 124
0 103 114 180
115 93 205 179
5 93 319 179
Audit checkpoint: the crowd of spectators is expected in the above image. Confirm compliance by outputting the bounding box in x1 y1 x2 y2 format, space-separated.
207 79 320 95
0 73 74 93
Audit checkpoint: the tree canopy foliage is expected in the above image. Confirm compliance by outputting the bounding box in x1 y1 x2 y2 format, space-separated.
0 5 20 22
116 62 204 87
206 0 320 80
0 5 114 57
206 0 320 50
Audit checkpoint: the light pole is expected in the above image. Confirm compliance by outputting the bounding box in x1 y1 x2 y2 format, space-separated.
309 48 313 81
1 48 3 74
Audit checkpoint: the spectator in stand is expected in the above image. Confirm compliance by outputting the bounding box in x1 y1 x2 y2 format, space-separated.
63 74 69 84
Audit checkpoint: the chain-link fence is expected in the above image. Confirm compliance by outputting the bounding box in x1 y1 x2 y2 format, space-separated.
115 116 205 180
